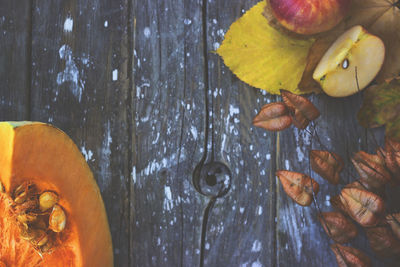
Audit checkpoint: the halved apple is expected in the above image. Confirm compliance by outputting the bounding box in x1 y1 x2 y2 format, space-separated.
313 25 385 97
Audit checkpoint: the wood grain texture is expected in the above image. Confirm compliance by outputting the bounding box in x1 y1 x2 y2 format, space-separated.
131 0 207 266
30 0 131 266
203 0 277 266
0 1 31 120
1 0 399 266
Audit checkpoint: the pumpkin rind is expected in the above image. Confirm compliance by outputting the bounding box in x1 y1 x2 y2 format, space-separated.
0 122 113 267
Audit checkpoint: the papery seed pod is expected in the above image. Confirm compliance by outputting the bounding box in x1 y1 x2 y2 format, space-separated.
39 191 59 212
330 195 347 214
345 180 385 198
253 103 292 131
331 243 371 267
310 150 343 185
384 138 400 182
276 170 319 206
319 212 358 244
366 226 400 258
49 204 66 233
386 214 400 241
280 89 320 129
340 187 384 227
352 151 392 188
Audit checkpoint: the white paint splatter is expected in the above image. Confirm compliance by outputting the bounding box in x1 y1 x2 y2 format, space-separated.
257 205 263 215
183 18 192 25
251 260 263 267
144 27 151 38
131 166 136 184
190 126 198 140
81 146 93 161
104 20 108 27
99 121 112 189
296 146 304 162
63 17 73 32
205 243 210 250
266 154 271 160
240 207 244 214
251 240 262 252
112 69 118 81
213 42 220 50
285 159 290 170
57 44 84 101
229 105 239 116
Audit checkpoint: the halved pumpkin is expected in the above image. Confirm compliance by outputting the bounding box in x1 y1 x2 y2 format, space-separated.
0 122 113 267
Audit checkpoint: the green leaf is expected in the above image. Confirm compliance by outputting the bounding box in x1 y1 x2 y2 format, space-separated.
358 79 400 141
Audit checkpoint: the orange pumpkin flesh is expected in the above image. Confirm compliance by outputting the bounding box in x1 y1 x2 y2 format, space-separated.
0 122 113 267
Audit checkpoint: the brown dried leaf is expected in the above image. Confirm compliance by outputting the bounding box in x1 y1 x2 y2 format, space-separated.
352 151 392 188
384 137 400 182
280 89 320 129
340 187 385 227
253 103 292 131
331 243 371 267
276 170 319 206
366 226 400 258
319 212 358 244
345 180 386 198
386 213 400 241
330 195 347 214
310 150 344 184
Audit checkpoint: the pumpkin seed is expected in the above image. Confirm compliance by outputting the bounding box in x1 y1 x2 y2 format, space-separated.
17 212 38 224
13 198 38 214
34 230 48 247
49 204 66 232
39 191 59 211
20 226 37 241
14 191 28 204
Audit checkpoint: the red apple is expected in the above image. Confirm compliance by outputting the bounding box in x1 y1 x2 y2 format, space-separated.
269 0 352 35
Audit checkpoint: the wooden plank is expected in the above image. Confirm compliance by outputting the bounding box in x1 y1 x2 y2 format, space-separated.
30 1 131 266
204 1 277 266
131 0 208 266
0 1 31 120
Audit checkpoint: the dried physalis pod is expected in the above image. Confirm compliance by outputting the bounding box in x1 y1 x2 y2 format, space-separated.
330 195 347 214
49 204 66 233
253 103 292 131
366 226 400 258
386 213 400 241
280 89 320 129
384 138 400 182
331 244 371 267
345 180 385 198
339 187 384 227
39 191 59 212
310 150 343 185
352 151 392 188
276 170 319 206
319 212 358 244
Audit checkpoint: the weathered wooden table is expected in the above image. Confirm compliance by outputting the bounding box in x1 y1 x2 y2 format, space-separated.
1 0 399 266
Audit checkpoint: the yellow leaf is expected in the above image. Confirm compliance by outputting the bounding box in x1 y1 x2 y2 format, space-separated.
216 1 317 95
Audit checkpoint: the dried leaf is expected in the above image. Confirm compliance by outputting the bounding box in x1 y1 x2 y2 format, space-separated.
319 212 358 244
345 180 386 198
330 195 347 214
352 151 392 188
331 243 371 267
383 137 400 182
340 187 385 227
310 150 344 184
366 226 400 258
280 89 320 129
386 213 400 241
253 103 292 131
216 1 316 95
276 170 319 206
358 79 400 142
